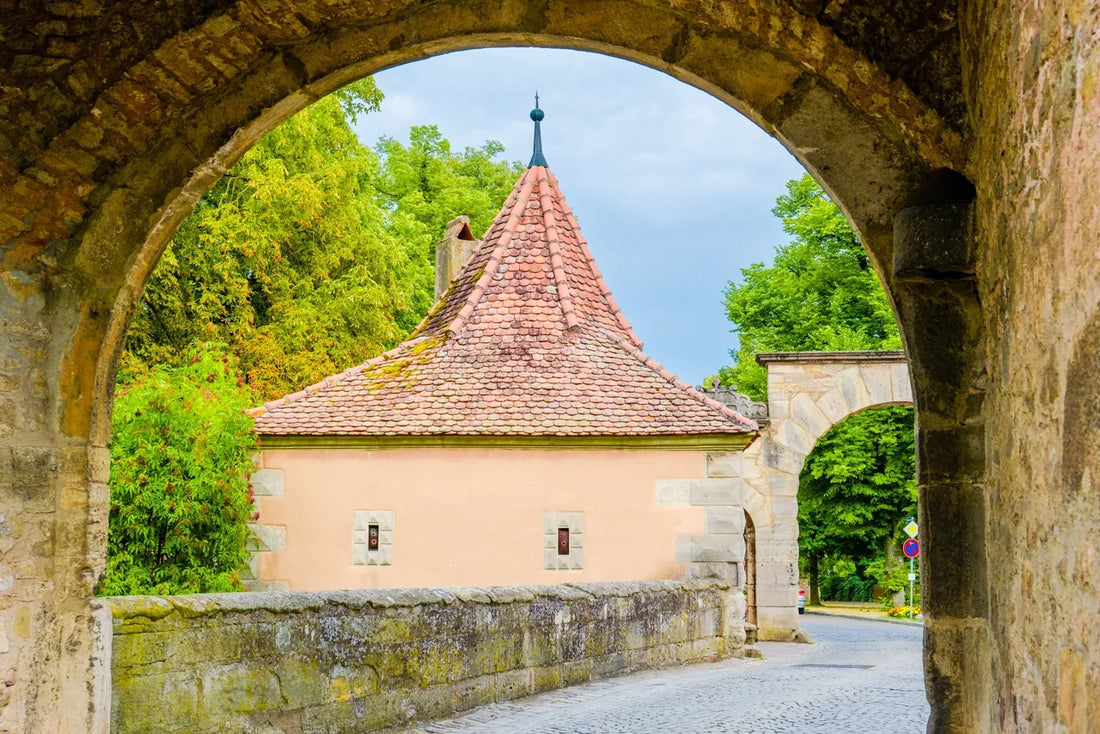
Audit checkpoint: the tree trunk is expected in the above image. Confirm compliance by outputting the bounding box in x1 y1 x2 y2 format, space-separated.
886 537 906 606
809 554 821 605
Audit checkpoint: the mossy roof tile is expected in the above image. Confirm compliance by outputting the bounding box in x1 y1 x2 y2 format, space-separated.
251 165 756 437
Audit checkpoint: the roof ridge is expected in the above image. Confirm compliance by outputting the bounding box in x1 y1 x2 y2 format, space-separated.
445 169 539 338
536 166 580 331
247 337 429 418
597 326 758 430
546 168 643 348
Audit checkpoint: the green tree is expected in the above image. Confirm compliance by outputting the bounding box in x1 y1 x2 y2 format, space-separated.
712 173 901 399
710 173 913 604
374 126 524 321
123 82 521 402
797 405 917 603
100 345 257 596
124 78 421 401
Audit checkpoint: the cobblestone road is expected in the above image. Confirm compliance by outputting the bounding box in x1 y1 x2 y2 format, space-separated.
412 615 929 734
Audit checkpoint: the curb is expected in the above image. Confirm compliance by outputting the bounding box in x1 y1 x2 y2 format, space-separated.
805 609 923 627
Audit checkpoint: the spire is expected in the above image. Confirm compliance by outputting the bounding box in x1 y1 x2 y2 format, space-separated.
528 93 548 168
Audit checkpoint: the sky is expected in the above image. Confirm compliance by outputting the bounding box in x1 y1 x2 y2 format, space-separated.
353 48 807 385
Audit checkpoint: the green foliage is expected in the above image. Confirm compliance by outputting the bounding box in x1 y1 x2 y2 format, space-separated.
798 406 916 555
124 78 415 401
798 405 916 602
373 126 524 322
711 173 901 400
100 345 257 596
123 81 521 402
866 554 913 595
819 572 877 603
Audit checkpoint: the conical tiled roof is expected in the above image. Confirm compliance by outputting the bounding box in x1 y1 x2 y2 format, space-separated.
250 164 757 439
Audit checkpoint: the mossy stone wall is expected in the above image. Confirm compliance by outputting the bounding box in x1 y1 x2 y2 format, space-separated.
107 580 740 733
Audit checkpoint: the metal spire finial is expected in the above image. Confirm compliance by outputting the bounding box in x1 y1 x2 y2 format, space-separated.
529 93 548 168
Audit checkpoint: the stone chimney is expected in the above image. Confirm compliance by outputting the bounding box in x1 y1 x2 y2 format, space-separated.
435 215 478 300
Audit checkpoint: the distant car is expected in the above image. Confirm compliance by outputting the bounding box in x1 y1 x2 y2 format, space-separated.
797 588 806 614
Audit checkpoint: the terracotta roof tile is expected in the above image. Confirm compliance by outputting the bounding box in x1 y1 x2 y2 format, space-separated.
252 165 757 437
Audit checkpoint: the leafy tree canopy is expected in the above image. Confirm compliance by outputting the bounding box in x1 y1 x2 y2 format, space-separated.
123 79 522 402
101 344 257 596
373 126 523 324
798 405 917 562
711 173 901 400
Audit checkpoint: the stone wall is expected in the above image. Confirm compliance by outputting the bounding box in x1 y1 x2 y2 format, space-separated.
107 580 741 733
961 1 1100 730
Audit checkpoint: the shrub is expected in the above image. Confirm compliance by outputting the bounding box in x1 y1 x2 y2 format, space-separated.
99 344 257 596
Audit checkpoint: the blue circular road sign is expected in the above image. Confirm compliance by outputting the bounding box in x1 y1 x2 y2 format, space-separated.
902 538 920 558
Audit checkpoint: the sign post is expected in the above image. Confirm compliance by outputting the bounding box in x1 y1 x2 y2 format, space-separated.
902 518 920 619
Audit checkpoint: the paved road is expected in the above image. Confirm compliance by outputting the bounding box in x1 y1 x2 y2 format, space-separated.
412 615 929 734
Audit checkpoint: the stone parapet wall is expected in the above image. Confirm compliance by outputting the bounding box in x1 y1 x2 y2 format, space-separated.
107 580 741 733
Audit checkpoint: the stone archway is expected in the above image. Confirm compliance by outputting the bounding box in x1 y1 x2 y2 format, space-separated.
746 351 912 636
689 351 913 643
6 2 1094 732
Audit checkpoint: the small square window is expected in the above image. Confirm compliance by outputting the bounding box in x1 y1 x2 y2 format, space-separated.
543 512 583 570
353 510 393 565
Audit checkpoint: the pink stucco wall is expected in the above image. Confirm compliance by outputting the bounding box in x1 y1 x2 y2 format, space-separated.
256 447 708 590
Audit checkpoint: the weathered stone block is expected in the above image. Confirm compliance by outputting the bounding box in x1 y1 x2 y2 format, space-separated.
861 365 894 406
249 468 283 496
201 665 284 716
921 481 988 618
766 471 799 497
248 524 285 552
893 198 975 281
790 393 832 438
838 368 871 414
771 497 799 519
815 387 851 423
705 451 743 478
918 425 986 483
705 506 746 535
690 534 745 563
754 582 797 607
688 478 744 506
760 439 805 475
890 363 912 403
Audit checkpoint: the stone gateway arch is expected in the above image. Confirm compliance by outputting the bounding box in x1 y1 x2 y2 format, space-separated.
1 2 1098 732
676 351 912 639
748 351 913 633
